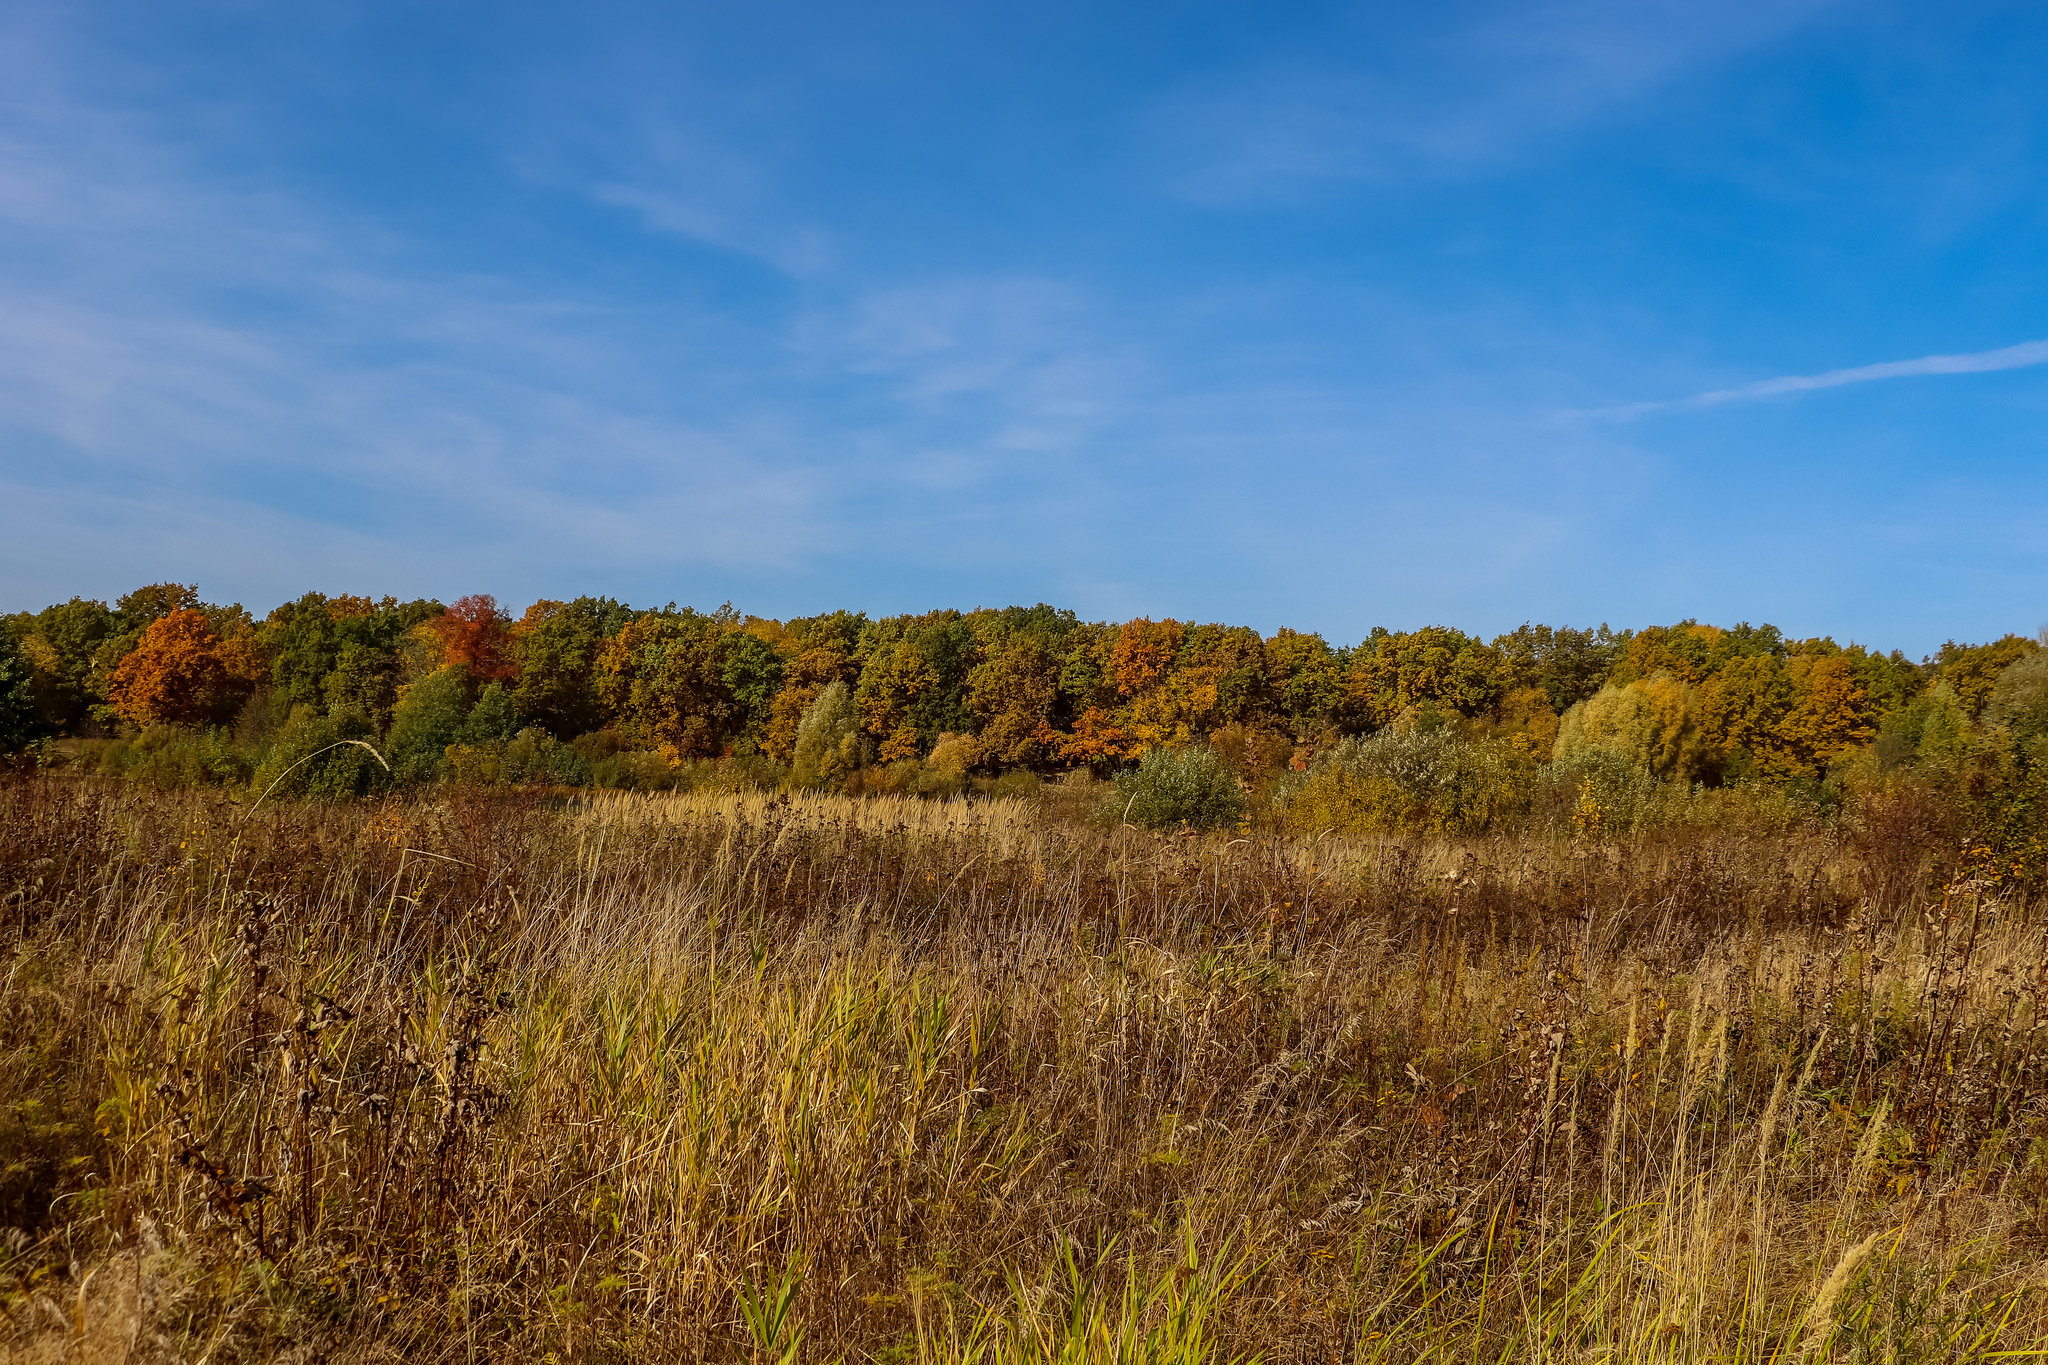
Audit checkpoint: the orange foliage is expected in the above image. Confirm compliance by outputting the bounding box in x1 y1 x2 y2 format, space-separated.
1110 618 1184 698
327 595 377 619
429 594 516 683
107 609 254 727
1057 707 1137 766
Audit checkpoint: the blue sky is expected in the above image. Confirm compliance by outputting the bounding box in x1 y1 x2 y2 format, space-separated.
2 0 2045 655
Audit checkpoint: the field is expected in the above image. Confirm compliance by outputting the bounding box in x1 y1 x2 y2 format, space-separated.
3 777 2046 1363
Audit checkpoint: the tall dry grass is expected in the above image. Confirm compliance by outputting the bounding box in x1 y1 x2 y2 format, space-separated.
1 777 2045 1363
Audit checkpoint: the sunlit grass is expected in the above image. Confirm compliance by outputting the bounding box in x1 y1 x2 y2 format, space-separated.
2 778 2044 1361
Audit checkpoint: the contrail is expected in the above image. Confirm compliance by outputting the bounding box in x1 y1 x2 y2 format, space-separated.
1583 336 2048 420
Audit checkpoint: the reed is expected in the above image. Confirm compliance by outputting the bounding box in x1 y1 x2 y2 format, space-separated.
1 777 2043 1362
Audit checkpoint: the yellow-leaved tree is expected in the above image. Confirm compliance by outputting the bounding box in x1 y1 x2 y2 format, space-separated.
1554 675 1702 781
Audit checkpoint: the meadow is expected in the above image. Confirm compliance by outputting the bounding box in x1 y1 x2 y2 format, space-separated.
2 775 2045 1363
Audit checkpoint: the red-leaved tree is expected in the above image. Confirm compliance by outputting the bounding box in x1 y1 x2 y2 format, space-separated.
428 595 517 683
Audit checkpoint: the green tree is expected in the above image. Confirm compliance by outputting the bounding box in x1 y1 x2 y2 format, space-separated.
460 682 519 746
1987 651 2048 744
509 597 635 738
791 681 864 787
855 611 976 760
1491 623 1621 713
721 631 787 750
1264 628 1345 738
384 666 476 785
5 598 117 732
0 628 38 753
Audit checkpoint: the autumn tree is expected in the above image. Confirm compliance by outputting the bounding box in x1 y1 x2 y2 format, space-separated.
855 612 976 761
1109 618 1184 703
763 611 866 763
1344 626 1505 729
429 595 518 684
967 635 1061 767
509 597 636 738
1695 647 1875 782
961 605 1078 769
1938 635 2038 717
596 609 750 762
106 609 254 728
1780 652 1877 768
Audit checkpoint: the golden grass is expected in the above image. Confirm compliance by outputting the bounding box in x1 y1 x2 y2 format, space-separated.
1 778 2045 1363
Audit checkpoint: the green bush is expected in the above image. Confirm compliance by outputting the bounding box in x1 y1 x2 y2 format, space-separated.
1533 746 1658 834
98 725 254 789
250 707 386 799
1281 728 1532 835
501 727 593 786
1111 746 1246 830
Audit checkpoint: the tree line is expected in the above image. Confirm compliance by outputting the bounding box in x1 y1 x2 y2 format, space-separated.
1 583 2042 819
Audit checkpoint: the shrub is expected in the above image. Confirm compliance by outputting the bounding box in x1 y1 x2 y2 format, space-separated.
1111 746 1246 829
97 724 254 789
1281 727 1532 835
250 707 385 799
501 726 593 787
1534 746 1659 835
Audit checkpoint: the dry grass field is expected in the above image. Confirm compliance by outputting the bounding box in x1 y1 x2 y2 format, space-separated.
3 777 2045 1362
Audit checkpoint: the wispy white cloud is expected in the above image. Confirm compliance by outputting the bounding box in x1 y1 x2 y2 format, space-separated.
1574 337 2048 420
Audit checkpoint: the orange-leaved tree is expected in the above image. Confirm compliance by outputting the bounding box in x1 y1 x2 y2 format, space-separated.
107 609 255 728
429 594 517 683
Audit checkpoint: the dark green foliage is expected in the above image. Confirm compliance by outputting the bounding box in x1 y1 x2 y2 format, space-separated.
264 593 440 716
461 683 519 747
5 598 118 732
1492 622 1621 713
1845 644 1927 717
1111 746 1246 829
720 632 787 746
324 641 402 729
0 628 38 753
510 597 634 738
500 727 593 786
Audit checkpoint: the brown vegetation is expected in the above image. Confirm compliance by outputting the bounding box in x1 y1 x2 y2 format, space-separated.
2 776 2046 1362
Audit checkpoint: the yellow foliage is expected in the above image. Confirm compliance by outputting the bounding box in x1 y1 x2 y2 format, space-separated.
1554 676 1701 781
